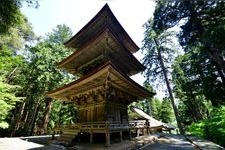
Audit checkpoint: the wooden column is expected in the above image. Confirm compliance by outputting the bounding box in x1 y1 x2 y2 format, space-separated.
120 131 123 142
146 120 150 136
136 129 139 137
105 121 110 147
105 132 110 147
129 130 132 139
90 132 93 143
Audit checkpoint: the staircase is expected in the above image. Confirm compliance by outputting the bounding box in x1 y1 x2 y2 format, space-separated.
54 128 80 142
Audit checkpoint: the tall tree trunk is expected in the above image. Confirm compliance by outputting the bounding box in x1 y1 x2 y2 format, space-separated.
29 104 40 136
22 97 40 136
154 38 185 135
21 98 32 135
41 98 53 134
11 102 26 137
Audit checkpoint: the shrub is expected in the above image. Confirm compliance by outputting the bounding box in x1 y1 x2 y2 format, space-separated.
187 106 225 147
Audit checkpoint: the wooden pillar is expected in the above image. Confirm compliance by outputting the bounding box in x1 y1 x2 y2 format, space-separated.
105 121 110 147
146 120 150 136
129 130 132 139
90 132 93 144
105 132 110 147
136 129 139 137
120 131 123 142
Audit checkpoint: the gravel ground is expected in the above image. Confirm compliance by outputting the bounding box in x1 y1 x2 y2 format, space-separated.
0 134 224 150
0 138 64 150
141 134 224 150
141 134 194 150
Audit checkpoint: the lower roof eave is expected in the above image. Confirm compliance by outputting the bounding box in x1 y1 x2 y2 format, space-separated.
47 62 155 100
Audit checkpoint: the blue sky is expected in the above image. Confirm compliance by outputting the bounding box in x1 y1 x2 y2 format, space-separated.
21 0 155 46
20 0 164 97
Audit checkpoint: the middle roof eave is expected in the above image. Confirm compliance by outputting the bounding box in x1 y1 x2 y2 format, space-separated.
57 28 145 76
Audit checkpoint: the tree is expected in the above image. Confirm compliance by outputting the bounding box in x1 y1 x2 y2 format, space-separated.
46 24 73 44
0 6 35 134
10 24 75 136
187 106 225 147
172 47 224 107
153 1 225 74
159 97 173 123
148 97 161 120
142 19 184 134
30 24 74 134
0 77 21 129
0 1 38 35
50 101 77 128
0 48 25 130
142 81 155 115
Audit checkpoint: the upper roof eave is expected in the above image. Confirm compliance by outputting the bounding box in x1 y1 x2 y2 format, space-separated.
64 3 139 53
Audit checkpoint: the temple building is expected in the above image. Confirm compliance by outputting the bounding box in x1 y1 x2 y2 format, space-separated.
47 4 155 146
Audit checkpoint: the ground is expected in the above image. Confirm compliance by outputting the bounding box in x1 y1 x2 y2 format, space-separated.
0 133 224 150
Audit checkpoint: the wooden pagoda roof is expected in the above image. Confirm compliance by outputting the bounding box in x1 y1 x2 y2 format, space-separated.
47 61 154 101
64 4 139 53
57 28 145 76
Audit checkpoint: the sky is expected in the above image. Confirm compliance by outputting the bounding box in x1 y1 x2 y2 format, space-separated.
21 0 164 98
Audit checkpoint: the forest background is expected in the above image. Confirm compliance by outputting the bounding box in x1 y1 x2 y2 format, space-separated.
0 1 224 147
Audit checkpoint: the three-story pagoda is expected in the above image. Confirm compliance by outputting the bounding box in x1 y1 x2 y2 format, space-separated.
47 4 154 146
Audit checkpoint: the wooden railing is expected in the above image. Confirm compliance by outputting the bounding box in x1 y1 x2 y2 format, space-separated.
80 121 106 129
55 120 149 132
129 120 150 128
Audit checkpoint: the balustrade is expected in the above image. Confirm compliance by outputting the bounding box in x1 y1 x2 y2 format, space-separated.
55 120 149 132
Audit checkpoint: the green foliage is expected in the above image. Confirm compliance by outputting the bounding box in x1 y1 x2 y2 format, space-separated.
46 24 73 44
172 53 213 125
182 48 224 106
0 2 77 136
130 97 174 124
142 19 177 86
0 47 24 73
24 24 74 93
0 2 24 34
150 0 225 137
16 24 75 135
149 98 161 120
27 42 73 92
0 77 21 128
0 1 38 35
49 101 77 128
160 98 173 123
188 122 205 137
143 81 155 93
0 6 34 131
142 17 184 134
153 1 225 46
187 106 225 146
153 1 225 106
